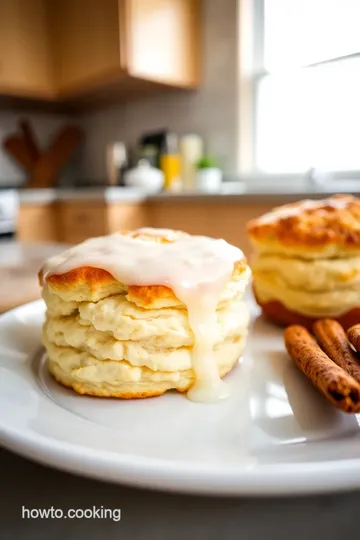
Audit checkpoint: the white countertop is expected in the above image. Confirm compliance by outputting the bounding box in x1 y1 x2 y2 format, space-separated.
16 180 360 206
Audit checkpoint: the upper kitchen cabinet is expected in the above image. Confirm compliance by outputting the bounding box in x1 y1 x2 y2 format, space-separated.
50 0 124 96
0 0 201 106
50 0 201 101
125 0 200 88
0 0 54 99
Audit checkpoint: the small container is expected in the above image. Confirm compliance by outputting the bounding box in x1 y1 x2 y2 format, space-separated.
195 156 222 193
139 129 169 168
160 133 181 191
196 168 222 192
180 134 204 190
106 142 128 186
123 159 164 193
134 144 159 168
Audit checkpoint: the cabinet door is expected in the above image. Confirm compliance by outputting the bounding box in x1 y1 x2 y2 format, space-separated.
124 0 200 87
50 0 123 95
58 202 108 244
16 204 60 242
0 0 53 98
108 203 149 233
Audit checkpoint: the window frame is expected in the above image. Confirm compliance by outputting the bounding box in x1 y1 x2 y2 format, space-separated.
244 0 360 179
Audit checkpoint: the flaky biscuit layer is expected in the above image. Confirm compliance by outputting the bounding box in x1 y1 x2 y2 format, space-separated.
44 300 249 371
251 254 360 292
253 276 360 318
46 336 245 398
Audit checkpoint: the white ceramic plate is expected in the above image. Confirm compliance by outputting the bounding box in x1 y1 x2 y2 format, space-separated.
1 298 360 496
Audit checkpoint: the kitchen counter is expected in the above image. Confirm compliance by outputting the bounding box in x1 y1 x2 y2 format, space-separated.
15 181 360 255
17 180 360 206
0 241 69 312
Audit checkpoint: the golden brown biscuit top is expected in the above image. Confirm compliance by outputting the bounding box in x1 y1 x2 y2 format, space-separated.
247 195 360 253
39 228 249 307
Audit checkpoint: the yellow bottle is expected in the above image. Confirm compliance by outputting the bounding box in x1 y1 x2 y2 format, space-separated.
160 134 181 191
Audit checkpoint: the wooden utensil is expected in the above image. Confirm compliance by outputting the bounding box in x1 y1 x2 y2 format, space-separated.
19 119 41 163
2 134 37 173
29 126 83 188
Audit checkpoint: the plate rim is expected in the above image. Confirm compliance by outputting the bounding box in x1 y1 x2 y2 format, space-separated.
2 300 360 496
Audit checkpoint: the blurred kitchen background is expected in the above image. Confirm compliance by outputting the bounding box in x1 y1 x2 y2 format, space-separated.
1 0 360 309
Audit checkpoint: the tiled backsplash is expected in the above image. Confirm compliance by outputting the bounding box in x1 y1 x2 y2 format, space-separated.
79 0 239 182
0 111 77 187
0 0 238 187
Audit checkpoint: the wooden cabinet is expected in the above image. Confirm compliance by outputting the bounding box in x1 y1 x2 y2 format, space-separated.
57 202 108 244
0 0 201 105
56 202 150 243
17 203 60 242
125 0 200 87
50 0 200 99
108 203 150 233
0 0 54 99
148 201 274 257
17 202 107 244
16 201 150 244
50 0 124 96
16 199 271 257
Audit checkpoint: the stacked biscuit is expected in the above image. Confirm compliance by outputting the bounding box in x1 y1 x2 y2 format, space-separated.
247 195 360 329
40 229 251 398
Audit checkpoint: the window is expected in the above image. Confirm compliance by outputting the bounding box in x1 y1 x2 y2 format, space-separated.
255 0 360 174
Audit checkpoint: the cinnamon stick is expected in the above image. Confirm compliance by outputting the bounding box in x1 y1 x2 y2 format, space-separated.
313 319 360 385
284 325 360 413
347 324 360 353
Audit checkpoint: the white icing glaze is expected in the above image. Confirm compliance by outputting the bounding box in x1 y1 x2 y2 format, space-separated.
129 227 182 239
43 232 244 403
